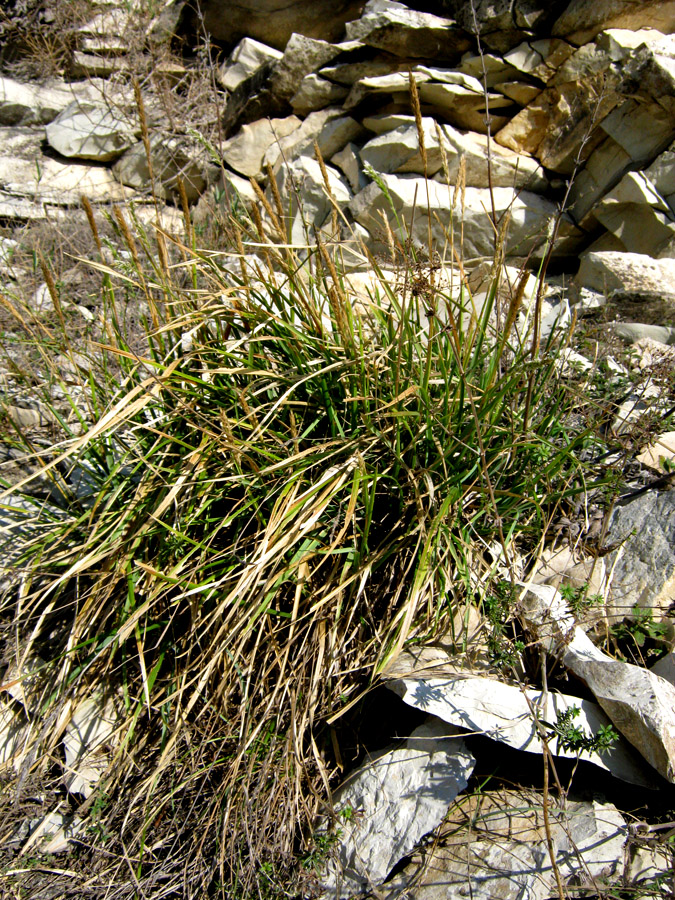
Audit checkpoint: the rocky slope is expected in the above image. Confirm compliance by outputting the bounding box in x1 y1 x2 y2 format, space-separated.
1 1 675 898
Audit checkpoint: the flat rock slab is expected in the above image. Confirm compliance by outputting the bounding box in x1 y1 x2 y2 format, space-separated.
577 251 675 295
387 671 655 786
318 718 475 898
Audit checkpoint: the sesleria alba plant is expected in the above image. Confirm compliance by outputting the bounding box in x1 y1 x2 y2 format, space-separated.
0 156 598 896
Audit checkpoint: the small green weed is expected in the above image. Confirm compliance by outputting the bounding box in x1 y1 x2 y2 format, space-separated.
545 704 618 756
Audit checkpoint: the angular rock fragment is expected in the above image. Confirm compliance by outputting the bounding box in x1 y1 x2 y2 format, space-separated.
271 156 351 244
576 251 675 295
263 108 364 171
113 134 215 202
317 718 475 898
217 37 283 93
0 76 91 126
46 100 139 163
331 142 367 193
221 116 301 179
350 175 566 260
387 671 654 786
291 74 349 115
521 584 675 782
222 33 342 135
397 789 627 900
553 0 675 46
344 0 470 61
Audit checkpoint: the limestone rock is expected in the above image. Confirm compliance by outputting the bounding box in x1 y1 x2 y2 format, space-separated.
319 57 403 86
0 129 133 205
221 116 301 179
195 0 363 49
604 490 675 625
400 790 628 900
362 112 415 134
63 694 119 797
553 0 675 46
113 134 215 202
343 68 430 108
561 627 675 782
272 156 352 244
419 79 514 134
651 651 675 686
263 108 364 171
0 76 95 126
350 175 563 261
637 431 675 472
217 37 283 93
344 0 470 60
521 585 675 782
290 74 349 115
318 718 475 898
387 671 654 786
331 142 367 192
46 100 138 162
576 251 675 295
646 138 675 212
0 701 29 768
504 37 576 82
359 117 546 190
222 33 342 134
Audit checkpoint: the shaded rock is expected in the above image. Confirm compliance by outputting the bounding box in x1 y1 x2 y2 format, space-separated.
113 134 215 202
576 251 675 295
217 37 283 93
46 99 139 163
22 809 83 854
290 74 349 115
646 138 675 212
605 489 675 625
343 67 430 108
651 651 675 686
318 718 475 898
553 0 675 46
350 175 566 261
221 116 301 179
319 56 403 86
195 0 364 49
344 0 470 60
387 670 654 786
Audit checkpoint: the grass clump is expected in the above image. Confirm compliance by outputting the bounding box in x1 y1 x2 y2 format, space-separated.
0 189 600 896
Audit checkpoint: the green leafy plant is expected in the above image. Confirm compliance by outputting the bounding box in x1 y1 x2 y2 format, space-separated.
545 704 618 756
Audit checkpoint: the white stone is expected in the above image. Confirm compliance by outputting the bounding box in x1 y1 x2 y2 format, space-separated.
651 651 675 686
264 108 364 171
272 156 351 245
319 58 402 86
576 251 675 294
0 151 133 205
318 718 475 898
46 100 138 162
387 670 653 785
331 143 366 193
553 1 675 46
113 135 214 202
504 38 575 81
344 68 430 108
362 113 415 134
613 322 675 344
637 431 675 471
418 81 513 134
0 76 95 126
63 694 119 797
221 116 301 180
645 139 675 211
0 702 29 768
350 175 561 261
521 584 675 782
290 74 348 115
217 37 282 93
